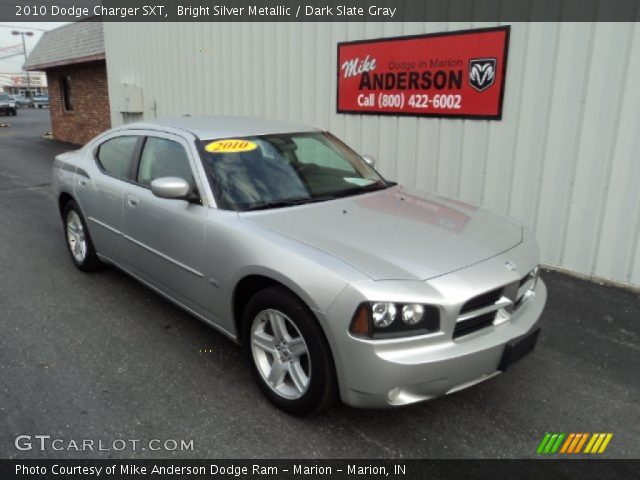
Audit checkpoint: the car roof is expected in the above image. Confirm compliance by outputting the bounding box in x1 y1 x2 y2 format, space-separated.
122 116 321 139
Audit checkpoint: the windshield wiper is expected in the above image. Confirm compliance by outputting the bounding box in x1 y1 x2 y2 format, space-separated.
243 182 390 211
244 197 318 211
321 181 390 200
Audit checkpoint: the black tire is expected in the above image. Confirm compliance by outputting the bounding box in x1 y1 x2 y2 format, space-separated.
62 200 102 272
242 286 338 415
11 109 16 116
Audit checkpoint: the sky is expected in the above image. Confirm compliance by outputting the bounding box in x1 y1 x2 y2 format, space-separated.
0 22 68 73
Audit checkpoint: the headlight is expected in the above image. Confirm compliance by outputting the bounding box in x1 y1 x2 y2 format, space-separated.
350 302 439 339
402 304 424 325
371 302 396 327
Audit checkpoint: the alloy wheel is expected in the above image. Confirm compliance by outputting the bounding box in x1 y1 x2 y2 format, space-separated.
66 210 87 263
250 309 311 399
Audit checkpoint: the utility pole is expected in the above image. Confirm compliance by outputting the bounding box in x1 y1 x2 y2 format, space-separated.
11 30 33 98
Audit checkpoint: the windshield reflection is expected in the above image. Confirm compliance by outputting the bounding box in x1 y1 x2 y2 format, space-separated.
200 132 388 211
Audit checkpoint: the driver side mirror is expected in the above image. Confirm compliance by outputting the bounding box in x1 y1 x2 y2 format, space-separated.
362 154 376 167
150 177 192 200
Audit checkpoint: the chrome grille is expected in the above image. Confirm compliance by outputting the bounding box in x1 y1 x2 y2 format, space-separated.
454 268 538 339
453 312 496 338
459 287 503 314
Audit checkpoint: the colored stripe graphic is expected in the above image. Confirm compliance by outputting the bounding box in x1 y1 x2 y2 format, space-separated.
560 433 575 453
585 433 614 454
537 433 552 454
550 433 565 453
538 433 613 454
544 434 559 454
574 433 589 453
598 434 613 453
567 433 583 453
537 433 565 454
567 433 584 453
584 433 599 453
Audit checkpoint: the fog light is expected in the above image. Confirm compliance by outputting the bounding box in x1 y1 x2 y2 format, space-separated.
402 304 424 325
372 302 396 327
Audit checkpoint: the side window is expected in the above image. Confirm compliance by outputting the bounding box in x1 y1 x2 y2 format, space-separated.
137 137 195 187
96 136 138 179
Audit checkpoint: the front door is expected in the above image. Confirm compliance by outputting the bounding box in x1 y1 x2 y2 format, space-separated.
123 134 210 315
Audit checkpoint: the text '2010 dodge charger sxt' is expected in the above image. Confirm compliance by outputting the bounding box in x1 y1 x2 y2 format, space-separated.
52 116 546 415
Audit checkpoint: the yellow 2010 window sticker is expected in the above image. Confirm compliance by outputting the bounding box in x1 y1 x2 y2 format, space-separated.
205 139 257 153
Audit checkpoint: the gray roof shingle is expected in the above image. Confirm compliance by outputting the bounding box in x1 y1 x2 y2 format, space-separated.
24 22 104 71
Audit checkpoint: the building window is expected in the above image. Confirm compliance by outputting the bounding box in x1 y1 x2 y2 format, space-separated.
60 75 73 111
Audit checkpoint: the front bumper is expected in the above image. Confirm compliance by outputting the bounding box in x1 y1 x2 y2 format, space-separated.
331 279 546 408
320 229 547 409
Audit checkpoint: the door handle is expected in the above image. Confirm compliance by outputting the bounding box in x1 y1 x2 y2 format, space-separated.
126 195 138 207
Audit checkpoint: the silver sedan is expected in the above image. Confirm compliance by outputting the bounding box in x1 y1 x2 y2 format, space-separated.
52 116 546 414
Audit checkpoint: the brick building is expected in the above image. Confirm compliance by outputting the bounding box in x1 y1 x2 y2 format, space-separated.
24 22 110 145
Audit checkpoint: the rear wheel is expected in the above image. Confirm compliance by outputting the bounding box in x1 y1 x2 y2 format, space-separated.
242 286 338 415
63 201 102 272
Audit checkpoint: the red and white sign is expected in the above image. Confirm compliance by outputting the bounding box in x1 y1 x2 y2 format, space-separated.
337 27 510 119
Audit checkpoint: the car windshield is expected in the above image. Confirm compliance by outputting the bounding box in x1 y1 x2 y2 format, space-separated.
0 94 11 100
199 132 389 211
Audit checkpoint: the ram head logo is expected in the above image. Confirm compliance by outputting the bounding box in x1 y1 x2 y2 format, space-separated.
469 58 497 92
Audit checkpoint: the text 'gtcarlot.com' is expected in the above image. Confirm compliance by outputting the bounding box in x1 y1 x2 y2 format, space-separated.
14 435 194 452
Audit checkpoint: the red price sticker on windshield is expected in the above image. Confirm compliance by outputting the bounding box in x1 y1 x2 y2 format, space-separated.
337 26 509 119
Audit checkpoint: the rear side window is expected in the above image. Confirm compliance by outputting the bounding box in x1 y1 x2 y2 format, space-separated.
96 136 138 179
137 137 194 187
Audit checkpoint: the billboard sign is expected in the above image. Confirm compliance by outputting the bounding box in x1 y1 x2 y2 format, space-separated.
337 27 510 119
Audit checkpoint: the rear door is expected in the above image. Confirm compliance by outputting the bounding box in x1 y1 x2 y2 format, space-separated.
123 132 210 315
75 133 141 264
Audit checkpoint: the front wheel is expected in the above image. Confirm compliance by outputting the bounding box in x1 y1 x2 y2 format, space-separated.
242 286 338 415
62 201 102 272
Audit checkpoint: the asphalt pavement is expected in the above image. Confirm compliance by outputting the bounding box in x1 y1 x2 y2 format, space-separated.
0 109 638 459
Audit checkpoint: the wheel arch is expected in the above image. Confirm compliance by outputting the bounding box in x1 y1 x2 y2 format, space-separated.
232 273 326 345
232 273 341 409
58 191 76 219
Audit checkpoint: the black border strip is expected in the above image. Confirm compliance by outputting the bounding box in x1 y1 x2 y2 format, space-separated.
336 26 511 121
2 0 639 22
3 459 640 480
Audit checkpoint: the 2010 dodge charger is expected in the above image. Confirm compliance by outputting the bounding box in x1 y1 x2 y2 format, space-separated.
52 116 546 414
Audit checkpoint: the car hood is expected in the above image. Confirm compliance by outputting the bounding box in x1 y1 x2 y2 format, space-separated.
244 186 523 280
